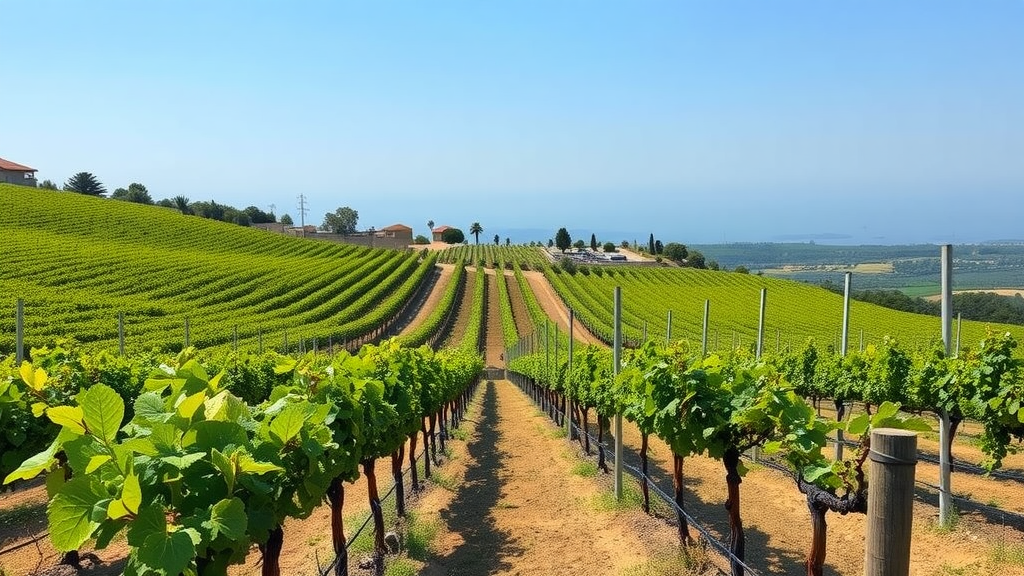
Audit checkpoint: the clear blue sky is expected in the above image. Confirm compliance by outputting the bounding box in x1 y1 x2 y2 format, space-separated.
3 1 1022 244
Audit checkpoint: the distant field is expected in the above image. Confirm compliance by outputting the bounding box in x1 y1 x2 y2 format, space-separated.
0 184 431 354
922 288 1024 302
760 262 895 275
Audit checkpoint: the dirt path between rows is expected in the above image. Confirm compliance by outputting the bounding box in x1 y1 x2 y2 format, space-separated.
484 274 505 367
411 380 685 576
522 270 605 347
397 264 454 338
442 270 477 349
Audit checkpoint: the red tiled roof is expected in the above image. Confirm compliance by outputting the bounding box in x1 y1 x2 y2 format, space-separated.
0 157 36 172
432 225 452 233
382 224 412 232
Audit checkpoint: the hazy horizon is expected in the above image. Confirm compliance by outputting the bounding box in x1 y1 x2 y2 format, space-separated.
3 1 1021 246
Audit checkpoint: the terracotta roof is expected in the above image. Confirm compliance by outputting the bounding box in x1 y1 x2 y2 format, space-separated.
432 225 452 233
0 157 36 172
381 224 412 232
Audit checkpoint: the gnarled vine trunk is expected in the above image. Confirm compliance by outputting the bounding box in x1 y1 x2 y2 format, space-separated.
723 448 745 576
421 420 432 478
408 430 420 491
673 452 692 544
362 458 387 576
581 407 591 454
596 415 609 473
327 477 348 576
797 476 867 576
392 445 406 516
259 524 284 576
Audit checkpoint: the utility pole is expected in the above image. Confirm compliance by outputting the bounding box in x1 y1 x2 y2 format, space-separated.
296 194 309 237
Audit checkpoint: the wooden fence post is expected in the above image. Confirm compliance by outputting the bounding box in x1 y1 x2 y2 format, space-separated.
864 428 917 576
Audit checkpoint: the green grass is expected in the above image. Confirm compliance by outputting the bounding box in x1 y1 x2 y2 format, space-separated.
383 558 418 576
620 548 714 576
571 461 599 477
592 482 644 512
429 471 458 492
0 183 434 354
990 541 1024 566
930 504 962 534
404 511 439 560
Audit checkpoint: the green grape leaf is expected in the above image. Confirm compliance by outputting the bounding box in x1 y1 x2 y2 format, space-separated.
268 403 308 446
203 391 247 423
206 497 247 541
802 464 834 483
122 437 159 457
108 498 130 520
31 402 47 418
86 455 112 474
47 406 86 435
134 392 172 424
175 391 206 420
47 476 105 551
236 453 282 476
846 414 870 436
122 472 142 515
128 503 166 547
138 528 195 576
19 362 47 391
160 453 205 470
4 443 57 484
80 384 125 443
210 449 234 493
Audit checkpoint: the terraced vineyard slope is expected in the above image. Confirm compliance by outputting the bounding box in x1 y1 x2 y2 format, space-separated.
0 184 432 353
545 266 1024 351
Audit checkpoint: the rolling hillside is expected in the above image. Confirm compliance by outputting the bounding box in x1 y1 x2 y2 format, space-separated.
545 265 1024 353
0 184 431 353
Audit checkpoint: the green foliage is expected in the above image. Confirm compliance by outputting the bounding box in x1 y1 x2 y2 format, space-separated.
469 222 483 245
555 227 572 252
441 227 465 244
662 242 687 263
111 183 154 205
2 340 482 575
63 172 107 196
322 206 359 235
602 242 617 253
0 184 437 355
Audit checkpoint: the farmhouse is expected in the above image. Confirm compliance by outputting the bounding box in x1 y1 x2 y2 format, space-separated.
378 223 413 244
0 157 37 187
432 225 453 242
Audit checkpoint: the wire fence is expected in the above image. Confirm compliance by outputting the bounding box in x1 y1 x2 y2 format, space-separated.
513 377 763 576
512 373 1024 576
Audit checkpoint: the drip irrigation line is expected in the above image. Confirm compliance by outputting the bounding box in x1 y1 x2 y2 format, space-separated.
0 532 48 557
516 380 764 576
320 389 479 576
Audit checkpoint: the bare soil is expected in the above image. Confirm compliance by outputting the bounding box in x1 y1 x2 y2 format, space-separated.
442 269 477 349
522 270 605 346
410 380 691 576
484 274 505 367
397 264 455 338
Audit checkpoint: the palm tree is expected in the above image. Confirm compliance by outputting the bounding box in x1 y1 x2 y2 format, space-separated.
427 219 434 230
172 195 191 215
469 222 483 245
